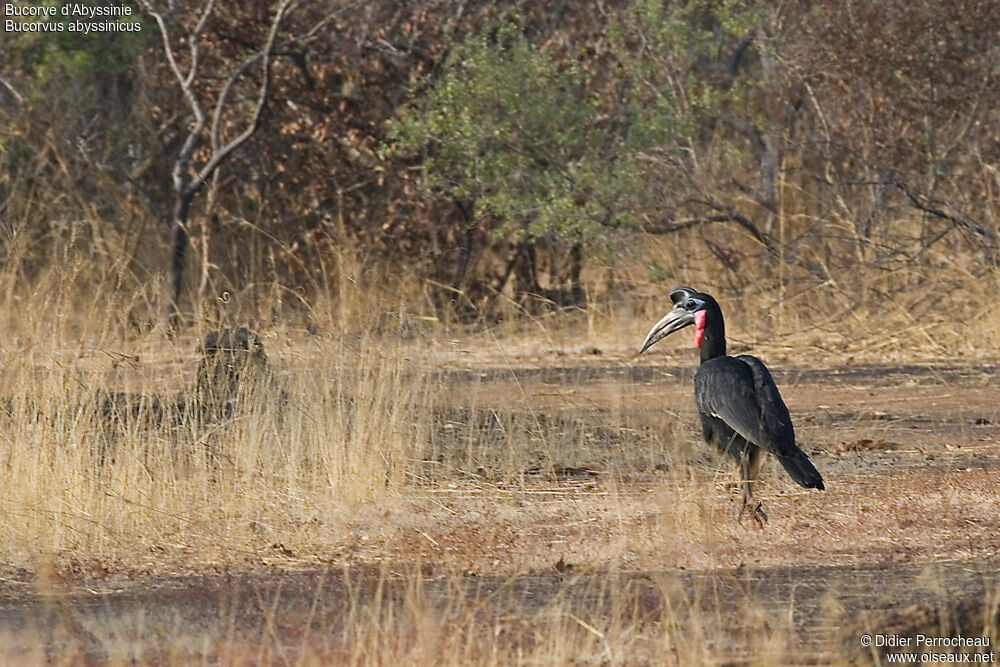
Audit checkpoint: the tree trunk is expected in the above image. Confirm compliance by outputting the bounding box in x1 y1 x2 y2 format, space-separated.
569 243 585 307
168 191 193 330
512 241 540 302
449 200 476 291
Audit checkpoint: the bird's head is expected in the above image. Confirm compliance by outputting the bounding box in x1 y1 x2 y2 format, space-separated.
637 286 720 355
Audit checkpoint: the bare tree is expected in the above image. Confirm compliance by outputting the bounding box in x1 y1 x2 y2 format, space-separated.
138 0 295 329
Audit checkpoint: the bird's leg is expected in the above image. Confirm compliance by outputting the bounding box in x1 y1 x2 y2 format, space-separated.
737 449 767 527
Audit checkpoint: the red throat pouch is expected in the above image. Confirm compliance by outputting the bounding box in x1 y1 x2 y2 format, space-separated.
693 309 706 347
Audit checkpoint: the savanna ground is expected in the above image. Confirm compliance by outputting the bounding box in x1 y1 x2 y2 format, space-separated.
4 1 1000 663
1 297 999 666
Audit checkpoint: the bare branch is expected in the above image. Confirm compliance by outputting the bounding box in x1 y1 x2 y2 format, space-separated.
138 0 209 194
183 0 217 89
0 76 25 105
209 53 262 153
640 215 731 234
208 2 356 153
194 0 295 191
892 177 996 243
284 4 347 48
138 0 345 328
642 200 829 280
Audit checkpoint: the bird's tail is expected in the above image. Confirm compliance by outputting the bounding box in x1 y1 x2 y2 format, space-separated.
777 450 825 490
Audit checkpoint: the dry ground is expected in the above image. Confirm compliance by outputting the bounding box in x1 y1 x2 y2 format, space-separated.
1 336 999 664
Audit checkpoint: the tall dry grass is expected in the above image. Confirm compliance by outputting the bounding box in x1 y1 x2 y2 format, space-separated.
2 223 1000 663
0 258 438 571
0 259 809 663
2 245 997 574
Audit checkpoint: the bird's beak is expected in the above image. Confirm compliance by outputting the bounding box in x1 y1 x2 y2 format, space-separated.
637 306 695 355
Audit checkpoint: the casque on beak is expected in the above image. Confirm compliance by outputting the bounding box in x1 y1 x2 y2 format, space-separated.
638 305 695 355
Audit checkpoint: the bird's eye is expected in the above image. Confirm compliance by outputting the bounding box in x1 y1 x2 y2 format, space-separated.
685 300 697 311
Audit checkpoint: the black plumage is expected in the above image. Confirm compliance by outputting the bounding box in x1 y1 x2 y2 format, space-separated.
638 286 824 525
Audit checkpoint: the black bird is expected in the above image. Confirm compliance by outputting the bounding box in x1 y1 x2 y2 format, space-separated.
637 287 824 525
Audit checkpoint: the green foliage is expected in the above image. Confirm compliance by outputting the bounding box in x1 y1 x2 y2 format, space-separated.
609 0 765 162
389 2 769 253
388 22 630 245
6 5 146 100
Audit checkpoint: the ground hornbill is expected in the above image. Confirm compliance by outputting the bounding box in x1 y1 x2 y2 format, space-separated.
638 287 824 525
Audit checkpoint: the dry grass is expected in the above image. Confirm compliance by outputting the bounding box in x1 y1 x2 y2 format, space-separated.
0 305 435 573
0 563 808 665
1 261 1000 664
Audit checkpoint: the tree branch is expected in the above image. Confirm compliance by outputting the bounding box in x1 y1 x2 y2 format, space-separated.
892 176 996 243
194 0 294 192
640 215 730 235
642 200 829 280
0 76 25 105
138 1 209 195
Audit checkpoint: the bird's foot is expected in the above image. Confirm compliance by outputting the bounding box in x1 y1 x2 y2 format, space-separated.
738 501 768 528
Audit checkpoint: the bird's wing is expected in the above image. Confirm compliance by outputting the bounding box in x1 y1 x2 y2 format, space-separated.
694 355 797 458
